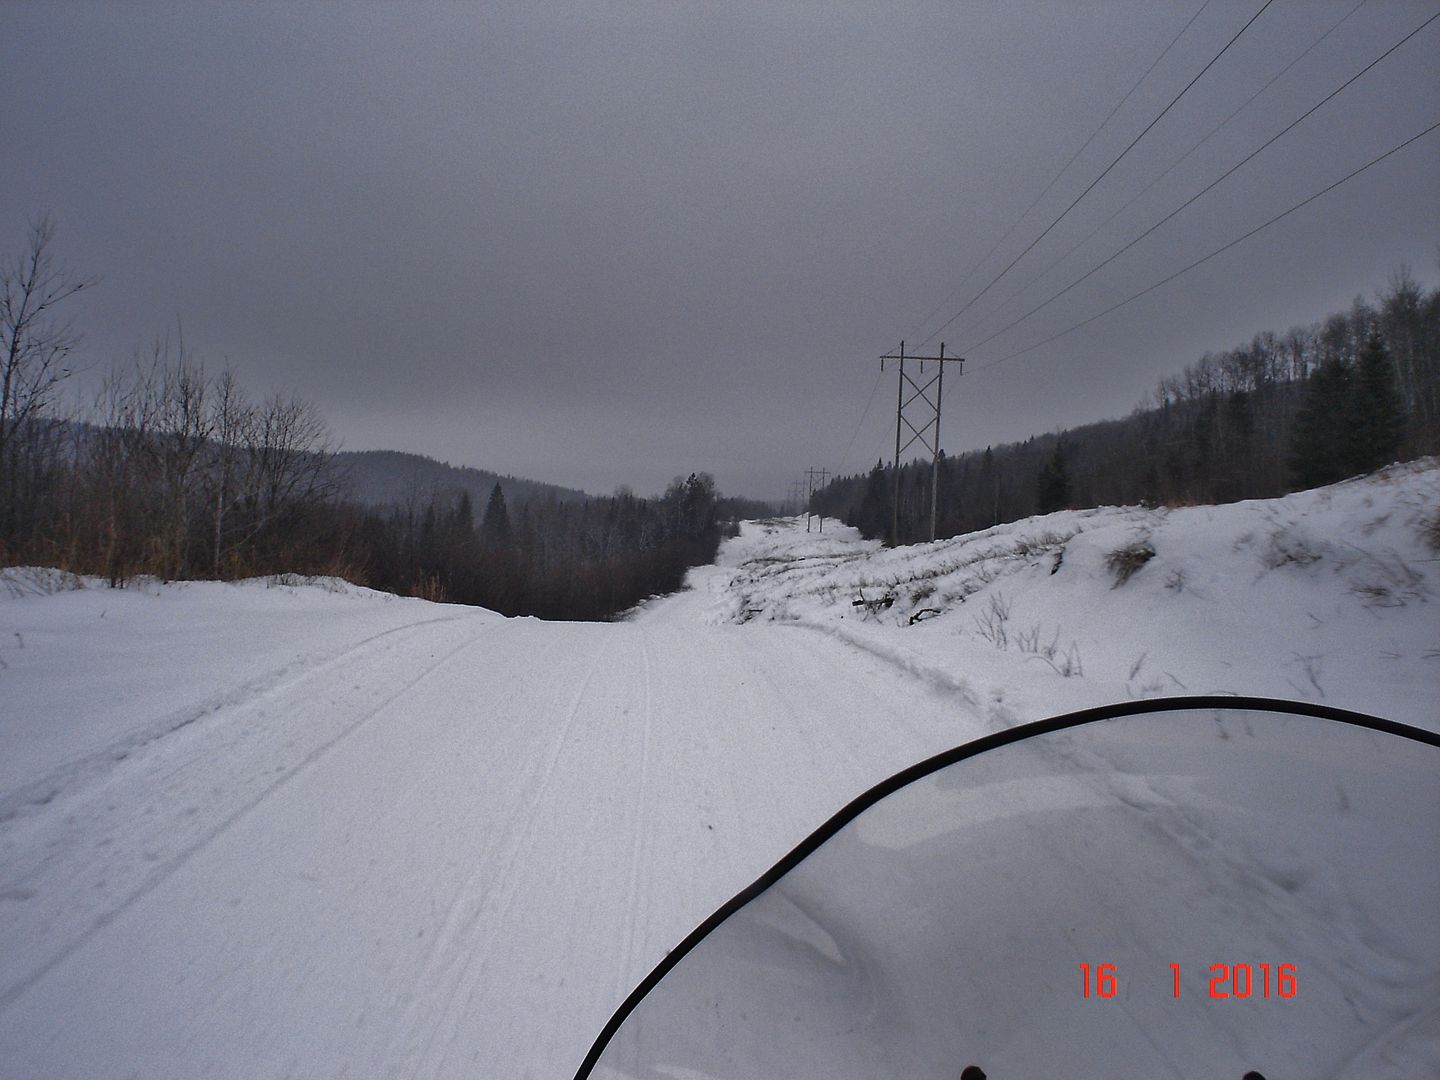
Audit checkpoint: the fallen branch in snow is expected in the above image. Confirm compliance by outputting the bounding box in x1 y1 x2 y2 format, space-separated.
851 589 895 620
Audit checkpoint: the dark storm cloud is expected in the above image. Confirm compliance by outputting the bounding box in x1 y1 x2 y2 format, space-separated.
3 2 1436 498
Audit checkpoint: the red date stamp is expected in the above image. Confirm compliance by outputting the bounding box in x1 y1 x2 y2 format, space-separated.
1080 963 1297 999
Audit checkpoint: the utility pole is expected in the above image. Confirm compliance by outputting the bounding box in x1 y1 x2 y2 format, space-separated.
787 480 805 517
803 466 830 532
880 341 964 545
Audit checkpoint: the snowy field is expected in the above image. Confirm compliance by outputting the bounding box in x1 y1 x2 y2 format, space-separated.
1 460 1437 1078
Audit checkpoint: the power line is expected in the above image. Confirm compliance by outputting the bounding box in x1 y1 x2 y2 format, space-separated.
834 365 885 477
969 0 1368 345
960 5 1440 359
970 117 1440 375
907 0 1213 349
923 0 1277 348
856 2 1233 488
786 480 805 516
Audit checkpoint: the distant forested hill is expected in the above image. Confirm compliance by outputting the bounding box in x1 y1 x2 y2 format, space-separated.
334 449 590 510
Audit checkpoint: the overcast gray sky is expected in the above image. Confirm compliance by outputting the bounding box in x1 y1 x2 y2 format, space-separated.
4 1 1437 500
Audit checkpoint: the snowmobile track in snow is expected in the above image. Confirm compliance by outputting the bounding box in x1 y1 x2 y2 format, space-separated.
614 625 656 1005
0 613 475 825
0 616 494 1014
392 628 620 1079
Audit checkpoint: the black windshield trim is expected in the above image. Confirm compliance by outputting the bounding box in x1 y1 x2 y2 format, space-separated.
572 694 1438 1078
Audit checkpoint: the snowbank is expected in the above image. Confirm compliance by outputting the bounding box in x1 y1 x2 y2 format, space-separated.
714 458 1439 731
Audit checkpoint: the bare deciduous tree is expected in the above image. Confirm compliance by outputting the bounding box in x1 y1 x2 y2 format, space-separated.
1 216 95 485
1 217 95 552
209 368 256 575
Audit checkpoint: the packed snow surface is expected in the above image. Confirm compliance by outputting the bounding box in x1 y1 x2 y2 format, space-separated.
1 461 1437 1077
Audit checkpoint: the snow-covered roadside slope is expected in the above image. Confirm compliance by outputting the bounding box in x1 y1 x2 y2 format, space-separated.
716 458 1439 731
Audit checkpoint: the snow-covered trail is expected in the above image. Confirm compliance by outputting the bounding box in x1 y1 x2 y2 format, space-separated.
0 567 983 1078
4 463 1435 1078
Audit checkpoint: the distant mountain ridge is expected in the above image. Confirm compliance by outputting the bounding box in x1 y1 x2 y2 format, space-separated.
334 449 590 509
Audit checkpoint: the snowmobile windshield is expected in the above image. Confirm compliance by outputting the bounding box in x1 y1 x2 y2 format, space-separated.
576 697 1440 1080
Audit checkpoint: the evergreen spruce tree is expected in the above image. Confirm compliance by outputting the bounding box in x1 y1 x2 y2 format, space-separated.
1290 333 1404 489
855 459 888 541
482 482 511 549
1351 330 1404 473
1289 358 1354 488
1035 441 1071 514
454 489 474 533
980 446 999 525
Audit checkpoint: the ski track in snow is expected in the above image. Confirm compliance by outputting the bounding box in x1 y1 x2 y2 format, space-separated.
0 464 1436 1077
